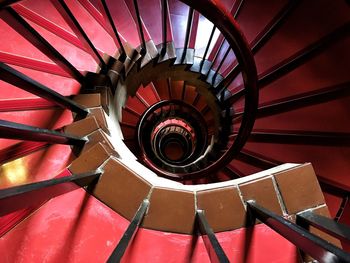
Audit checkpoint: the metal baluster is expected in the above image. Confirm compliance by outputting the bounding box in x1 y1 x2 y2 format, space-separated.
52 0 107 71
107 199 150 262
181 7 194 63
0 119 87 146
197 210 230 263
200 24 216 72
133 0 147 55
161 0 169 55
0 170 101 199
247 200 350 262
100 0 126 59
0 62 88 116
0 7 84 82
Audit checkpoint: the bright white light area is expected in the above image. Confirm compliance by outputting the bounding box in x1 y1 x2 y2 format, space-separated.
195 15 221 58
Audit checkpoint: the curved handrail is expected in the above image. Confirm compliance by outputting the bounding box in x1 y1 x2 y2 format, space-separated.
141 0 259 179
172 0 259 179
0 0 258 181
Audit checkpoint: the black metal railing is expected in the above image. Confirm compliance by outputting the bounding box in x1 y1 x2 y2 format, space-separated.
247 200 350 263
0 62 88 117
0 7 84 82
52 0 107 71
297 210 350 247
197 210 230 263
0 0 260 182
113 0 260 181
0 0 350 262
105 198 350 263
107 199 149 263
0 119 87 146
99 0 127 60
0 170 101 199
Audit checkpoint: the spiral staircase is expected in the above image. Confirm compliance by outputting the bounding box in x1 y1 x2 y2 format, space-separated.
0 0 349 262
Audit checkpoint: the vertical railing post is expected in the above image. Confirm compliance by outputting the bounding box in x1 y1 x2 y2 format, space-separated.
107 199 150 262
181 7 194 63
247 200 350 262
0 7 84 82
0 119 87 146
196 210 230 263
200 24 216 72
52 0 107 71
100 0 127 60
0 62 88 117
0 170 102 200
161 0 168 55
132 0 147 55
297 211 350 246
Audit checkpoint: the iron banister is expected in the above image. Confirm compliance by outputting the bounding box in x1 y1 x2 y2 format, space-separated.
247 200 350 263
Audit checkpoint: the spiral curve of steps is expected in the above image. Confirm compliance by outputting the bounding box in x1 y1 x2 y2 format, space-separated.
0 0 349 262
